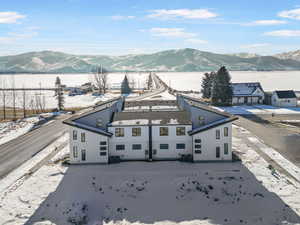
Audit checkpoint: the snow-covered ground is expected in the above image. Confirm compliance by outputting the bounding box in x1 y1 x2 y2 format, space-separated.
0 117 40 145
0 126 299 225
216 105 300 115
142 91 176 101
157 71 300 92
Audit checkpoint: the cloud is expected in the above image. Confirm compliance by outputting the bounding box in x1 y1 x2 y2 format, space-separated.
185 38 208 44
240 43 270 48
264 30 300 37
278 8 300 20
0 11 26 24
149 28 197 38
111 15 135 20
0 30 38 44
245 20 287 26
147 9 217 20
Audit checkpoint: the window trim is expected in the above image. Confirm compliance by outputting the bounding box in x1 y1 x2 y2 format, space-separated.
224 127 229 137
115 128 125 137
216 129 220 140
216 146 220 158
132 144 142 150
132 127 141 137
73 146 78 158
195 144 201 149
176 127 186 136
116 144 125 151
73 130 77 140
176 143 186 149
81 149 86 161
81 133 86 142
224 143 229 155
159 127 169 136
160 143 169 150
194 139 201 143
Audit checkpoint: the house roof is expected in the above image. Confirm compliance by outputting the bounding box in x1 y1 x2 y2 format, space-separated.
188 117 238 135
274 90 297 99
110 110 192 126
231 82 263 97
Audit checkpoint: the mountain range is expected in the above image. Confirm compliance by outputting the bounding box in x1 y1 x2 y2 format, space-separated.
0 48 300 73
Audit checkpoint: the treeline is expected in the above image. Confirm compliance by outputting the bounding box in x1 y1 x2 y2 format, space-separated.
201 66 233 106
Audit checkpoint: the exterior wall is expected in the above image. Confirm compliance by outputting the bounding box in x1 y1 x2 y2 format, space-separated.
271 94 297 107
108 126 149 160
151 125 192 160
252 88 265 103
192 123 232 161
69 127 109 164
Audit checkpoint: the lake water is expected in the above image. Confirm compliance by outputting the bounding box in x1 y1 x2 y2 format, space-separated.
0 71 299 91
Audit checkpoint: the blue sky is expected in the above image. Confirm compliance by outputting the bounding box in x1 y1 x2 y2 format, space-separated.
1 0 300 56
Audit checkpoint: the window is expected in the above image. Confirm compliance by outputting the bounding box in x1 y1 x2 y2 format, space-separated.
224 143 229 155
160 144 169 150
132 127 141 136
73 130 77 140
100 146 107 151
96 118 103 127
81 149 86 161
176 127 186 136
195 150 202 154
115 128 124 137
160 127 169 136
81 133 86 142
198 116 205 125
195 144 201 149
195 139 201 143
216 147 220 158
224 127 229 137
132 144 142 150
73 146 78 158
116 144 125 151
100 152 107 156
176 143 185 149
100 141 107 145
216 130 220 140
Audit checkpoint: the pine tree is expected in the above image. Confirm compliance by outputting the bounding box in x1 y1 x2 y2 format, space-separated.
201 72 215 99
55 76 61 96
55 76 64 110
121 74 131 95
211 66 233 105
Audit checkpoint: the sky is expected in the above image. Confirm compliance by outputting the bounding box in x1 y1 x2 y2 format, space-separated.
0 0 300 56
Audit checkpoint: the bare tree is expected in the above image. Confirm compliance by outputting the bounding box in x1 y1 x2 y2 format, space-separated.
93 66 108 94
10 75 17 120
0 77 7 120
22 85 26 118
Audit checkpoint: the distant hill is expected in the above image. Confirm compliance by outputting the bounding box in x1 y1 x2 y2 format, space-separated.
1 48 300 73
228 53 260 58
274 50 300 62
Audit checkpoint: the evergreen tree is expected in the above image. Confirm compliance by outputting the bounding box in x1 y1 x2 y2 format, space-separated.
121 74 131 95
55 76 64 110
55 76 61 96
211 66 233 105
201 72 215 99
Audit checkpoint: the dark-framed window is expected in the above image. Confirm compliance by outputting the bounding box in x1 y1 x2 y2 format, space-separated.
176 127 186 136
81 149 86 161
96 118 103 127
224 127 229 137
176 143 185 149
100 152 107 156
195 144 201 149
132 144 142 150
132 127 141 136
195 139 201 143
195 150 202 154
73 146 78 158
100 146 107 151
116 144 125 150
216 147 220 158
73 130 77 140
100 141 107 145
224 143 229 155
198 116 205 125
115 128 124 137
160 144 169 150
159 127 168 136
216 130 220 140
81 133 86 142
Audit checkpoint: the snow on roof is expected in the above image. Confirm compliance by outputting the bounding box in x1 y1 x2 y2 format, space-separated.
274 90 297 99
110 111 191 126
231 82 263 96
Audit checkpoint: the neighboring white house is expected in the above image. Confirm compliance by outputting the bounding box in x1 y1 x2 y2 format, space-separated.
63 94 238 164
271 90 297 107
231 82 265 105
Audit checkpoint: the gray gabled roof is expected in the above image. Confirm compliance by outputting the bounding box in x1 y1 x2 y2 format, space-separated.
231 82 264 97
275 90 297 99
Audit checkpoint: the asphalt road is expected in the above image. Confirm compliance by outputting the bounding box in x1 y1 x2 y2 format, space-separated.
0 116 69 179
235 114 300 167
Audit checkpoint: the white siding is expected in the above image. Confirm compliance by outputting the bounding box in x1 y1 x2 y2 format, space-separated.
152 125 192 160
69 127 109 164
272 94 297 107
108 126 149 160
192 123 232 161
